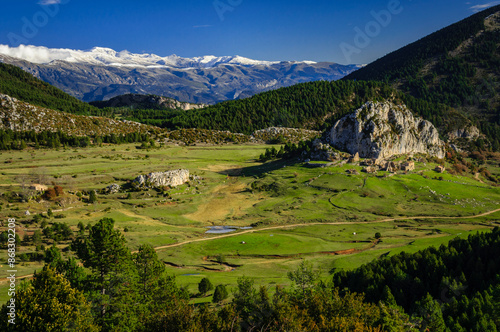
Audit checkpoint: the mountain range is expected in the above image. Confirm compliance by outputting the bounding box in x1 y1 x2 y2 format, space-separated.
0 5 498 149
0 45 360 104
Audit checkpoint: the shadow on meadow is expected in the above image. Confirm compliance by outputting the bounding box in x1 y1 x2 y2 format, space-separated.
217 159 295 178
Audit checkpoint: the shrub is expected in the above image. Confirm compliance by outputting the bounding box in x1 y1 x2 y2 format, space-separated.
198 277 214 295
54 185 64 196
44 188 57 200
212 284 228 303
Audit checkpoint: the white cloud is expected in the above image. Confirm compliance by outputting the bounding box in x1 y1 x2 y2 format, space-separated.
470 1 500 12
0 45 73 64
38 0 62 5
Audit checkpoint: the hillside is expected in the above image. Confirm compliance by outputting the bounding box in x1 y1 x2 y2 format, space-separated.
333 228 500 331
146 80 470 139
0 94 156 136
0 48 480 149
0 62 97 115
344 5 500 150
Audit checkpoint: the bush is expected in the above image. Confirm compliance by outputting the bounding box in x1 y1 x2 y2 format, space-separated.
198 277 214 295
212 284 228 303
470 151 486 161
54 185 64 196
44 188 57 200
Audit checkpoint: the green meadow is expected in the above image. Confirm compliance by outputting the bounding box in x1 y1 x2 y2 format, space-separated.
0 143 499 303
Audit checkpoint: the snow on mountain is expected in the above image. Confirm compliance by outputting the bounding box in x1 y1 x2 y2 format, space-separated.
0 44 359 105
0 44 290 69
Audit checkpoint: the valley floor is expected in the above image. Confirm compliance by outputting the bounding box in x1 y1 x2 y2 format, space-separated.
0 143 499 303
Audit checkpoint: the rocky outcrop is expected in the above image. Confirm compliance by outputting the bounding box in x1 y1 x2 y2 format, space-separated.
133 170 189 189
105 184 121 194
90 94 207 111
447 125 480 141
329 101 445 159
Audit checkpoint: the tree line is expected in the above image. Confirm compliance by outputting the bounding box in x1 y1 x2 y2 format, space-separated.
0 129 151 150
333 227 500 332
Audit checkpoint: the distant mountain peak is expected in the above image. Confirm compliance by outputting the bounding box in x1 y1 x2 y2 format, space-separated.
0 44 311 69
0 44 359 104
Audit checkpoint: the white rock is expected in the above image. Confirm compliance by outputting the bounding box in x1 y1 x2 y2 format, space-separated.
133 169 189 188
329 101 445 159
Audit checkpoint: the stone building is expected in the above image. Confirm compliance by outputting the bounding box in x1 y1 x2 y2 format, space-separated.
401 161 415 171
30 184 48 191
435 165 445 173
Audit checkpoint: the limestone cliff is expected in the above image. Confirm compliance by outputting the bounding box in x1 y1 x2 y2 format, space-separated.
329 101 445 159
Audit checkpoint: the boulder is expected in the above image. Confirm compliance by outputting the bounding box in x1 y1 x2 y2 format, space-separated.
329 101 445 159
133 169 189 189
105 184 121 194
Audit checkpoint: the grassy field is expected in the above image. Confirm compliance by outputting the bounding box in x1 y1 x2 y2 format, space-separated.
0 143 499 303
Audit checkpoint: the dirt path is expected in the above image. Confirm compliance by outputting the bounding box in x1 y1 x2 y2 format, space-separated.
154 208 500 251
0 274 34 284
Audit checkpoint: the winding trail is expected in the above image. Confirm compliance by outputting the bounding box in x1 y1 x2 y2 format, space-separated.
153 208 500 251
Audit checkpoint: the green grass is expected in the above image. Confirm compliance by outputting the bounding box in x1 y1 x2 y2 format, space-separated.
0 143 499 304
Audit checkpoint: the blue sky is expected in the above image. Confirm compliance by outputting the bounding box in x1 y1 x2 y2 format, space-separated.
0 0 498 64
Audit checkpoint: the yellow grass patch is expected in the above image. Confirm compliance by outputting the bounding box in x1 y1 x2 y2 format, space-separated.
185 180 257 224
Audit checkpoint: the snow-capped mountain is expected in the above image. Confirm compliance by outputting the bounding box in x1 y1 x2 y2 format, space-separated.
0 45 360 104
0 45 286 68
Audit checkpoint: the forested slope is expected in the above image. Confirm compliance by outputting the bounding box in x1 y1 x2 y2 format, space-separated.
137 80 462 137
344 5 500 149
0 63 98 115
333 227 500 331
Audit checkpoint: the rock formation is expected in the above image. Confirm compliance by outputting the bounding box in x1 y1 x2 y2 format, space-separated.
105 184 121 194
447 125 480 141
133 170 189 189
91 94 207 111
329 101 445 159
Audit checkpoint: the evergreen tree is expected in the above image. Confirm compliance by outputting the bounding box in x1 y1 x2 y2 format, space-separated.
198 277 214 295
133 244 165 301
213 284 229 303
415 294 446 332
287 260 319 300
75 218 137 330
88 190 98 204
0 266 98 331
